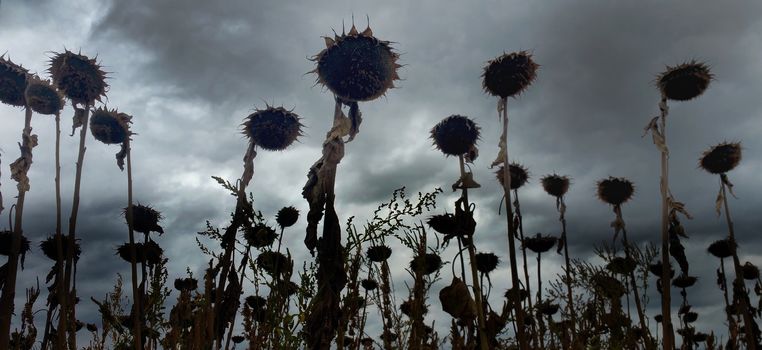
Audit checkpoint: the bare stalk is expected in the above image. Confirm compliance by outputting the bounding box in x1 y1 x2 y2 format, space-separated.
499 97 527 349
457 155 489 350
616 206 652 347
557 196 576 343
0 107 34 349
124 137 143 350
720 179 757 349
657 97 675 350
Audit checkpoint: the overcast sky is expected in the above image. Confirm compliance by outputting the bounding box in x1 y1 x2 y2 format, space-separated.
2 0 762 345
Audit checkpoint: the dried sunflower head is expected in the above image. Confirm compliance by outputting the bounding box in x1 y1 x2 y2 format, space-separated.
276 206 299 228
0 56 29 107
90 107 131 145
742 262 759 280
256 251 292 276
116 242 144 264
597 177 634 206
426 213 458 236
495 163 529 190
0 230 30 257
672 274 697 289
400 299 428 317
482 51 539 98
49 50 107 105
173 277 198 292
474 252 499 274
657 61 712 101
243 106 303 151
606 256 637 275
523 233 557 254
536 300 560 316
245 295 267 312
360 278 378 291
40 235 80 261
648 261 675 278
366 245 392 263
591 273 625 299
25 76 64 115
504 287 529 303
707 238 734 259
409 253 442 275
313 24 399 102
244 223 278 249
699 142 741 174
126 204 163 235
541 174 570 197
430 115 480 156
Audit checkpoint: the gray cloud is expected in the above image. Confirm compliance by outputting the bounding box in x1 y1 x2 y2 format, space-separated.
1 0 762 345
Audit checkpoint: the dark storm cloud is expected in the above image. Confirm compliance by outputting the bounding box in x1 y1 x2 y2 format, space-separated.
2 0 762 342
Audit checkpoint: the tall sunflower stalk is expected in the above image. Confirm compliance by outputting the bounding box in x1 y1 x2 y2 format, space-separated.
0 55 32 349
699 142 757 348
303 22 399 348
48 50 108 350
482 51 538 350
645 61 712 349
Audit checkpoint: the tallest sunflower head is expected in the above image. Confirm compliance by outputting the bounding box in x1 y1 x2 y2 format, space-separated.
314 24 400 102
48 50 107 106
482 51 539 98
657 61 712 101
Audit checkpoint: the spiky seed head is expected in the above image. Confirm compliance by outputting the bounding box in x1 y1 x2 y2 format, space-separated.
474 252 499 274
244 223 278 248
742 262 759 280
231 336 245 344
482 51 539 98
672 274 697 289
606 256 637 275
400 299 428 317
591 273 625 299
657 61 712 101
707 238 734 259
25 76 64 115
523 233 557 253
366 245 392 263
0 230 30 256
495 163 529 190
243 106 303 151
40 235 80 261
409 253 442 275
173 277 198 291
48 50 107 105
654 314 663 323
256 251 292 276
504 287 528 303
430 115 480 156
541 174 570 197
683 312 699 323
314 25 399 102
126 204 163 235
91 107 131 145
245 295 267 312
700 142 742 174
596 177 634 206
536 301 560 316
276 206 299 228
648 261 675 278
0 56 29 107
426 213 458 236
116 242 144 264
360 278 378 291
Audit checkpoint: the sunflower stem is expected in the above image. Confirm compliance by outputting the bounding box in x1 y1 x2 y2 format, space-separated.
657 96 675 350
499 97 528 350
720 178 757 349
616 205 653 348
123 137 144 350
0 107 34 349
557 196 577 345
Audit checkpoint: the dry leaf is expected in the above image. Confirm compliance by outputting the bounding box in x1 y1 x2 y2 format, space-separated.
70 107 86 136
715 187 724 217
240 142 257 190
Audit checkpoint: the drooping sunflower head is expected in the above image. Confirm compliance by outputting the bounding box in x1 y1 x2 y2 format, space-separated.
367 245 392 263
0 55 29 107
126 203 163 235
699 142 742 175
474 252 500 274
90 107 131 145
430 115 480 156
482 51 539 98
243 106 303 151
495 163 530 190
523 233 557 254
707 238 734 259
313 24 400 102
244 223 278 249
49 50 107 105
596 176 634 206
541 174 570 197
409 253 443 275
360 278 378 291
276 206 299 228
657 61 712 101
25 76 64 115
